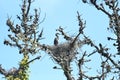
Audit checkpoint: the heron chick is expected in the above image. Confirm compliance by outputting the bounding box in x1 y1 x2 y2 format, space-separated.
54 33 60 46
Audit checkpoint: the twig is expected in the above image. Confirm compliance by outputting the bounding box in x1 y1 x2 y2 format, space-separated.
26 56 41 65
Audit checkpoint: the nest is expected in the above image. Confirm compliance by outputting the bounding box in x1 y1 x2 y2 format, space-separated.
46 39 86 64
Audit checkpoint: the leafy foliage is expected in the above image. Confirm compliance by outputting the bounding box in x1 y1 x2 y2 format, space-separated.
1 0 42 80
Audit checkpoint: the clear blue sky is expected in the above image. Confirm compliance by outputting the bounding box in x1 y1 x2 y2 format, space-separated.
0 0 115 80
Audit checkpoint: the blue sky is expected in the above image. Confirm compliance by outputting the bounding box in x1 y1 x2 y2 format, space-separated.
0 0 116 80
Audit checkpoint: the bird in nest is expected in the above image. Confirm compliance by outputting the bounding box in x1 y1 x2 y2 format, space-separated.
54 33 60 46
